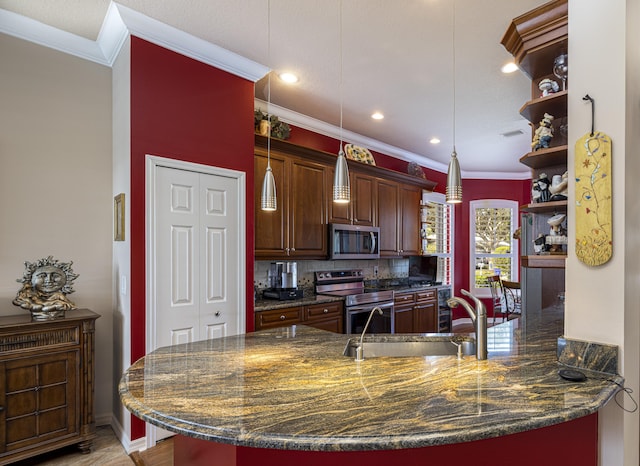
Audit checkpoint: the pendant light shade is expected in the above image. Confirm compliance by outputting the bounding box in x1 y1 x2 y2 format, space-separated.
261 163 277 211
333 147 350 203
333 0 350 203
446 0 462 204
445 148 462 203
260 0 277 212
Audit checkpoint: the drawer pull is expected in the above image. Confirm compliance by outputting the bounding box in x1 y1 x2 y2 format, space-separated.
215 311 221 317
323 309 329 314
280 315 286 320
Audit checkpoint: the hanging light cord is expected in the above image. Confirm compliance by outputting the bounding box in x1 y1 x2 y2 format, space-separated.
339 0 343 149
267 0 272 166
452 0 456 151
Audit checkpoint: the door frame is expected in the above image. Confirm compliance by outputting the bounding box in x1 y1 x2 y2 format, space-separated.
145 154 246 447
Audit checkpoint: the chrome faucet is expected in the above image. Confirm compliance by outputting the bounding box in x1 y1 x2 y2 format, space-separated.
355 306 383 362
447 289 488 360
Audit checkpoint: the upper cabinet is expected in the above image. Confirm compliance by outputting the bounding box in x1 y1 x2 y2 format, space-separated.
328 171 376 226
501 0 568 269
255 148 328 259
254 135 436 260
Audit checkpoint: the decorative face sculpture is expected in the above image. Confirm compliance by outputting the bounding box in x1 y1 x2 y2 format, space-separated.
13 256 78 320
31 265 67 296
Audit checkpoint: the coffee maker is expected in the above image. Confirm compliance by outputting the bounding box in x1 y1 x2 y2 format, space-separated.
263 262 303 300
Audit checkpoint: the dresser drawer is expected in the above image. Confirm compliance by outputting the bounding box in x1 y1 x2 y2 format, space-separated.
0 326 80 353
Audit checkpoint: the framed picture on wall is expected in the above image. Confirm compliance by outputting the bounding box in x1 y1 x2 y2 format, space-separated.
114 193 125 241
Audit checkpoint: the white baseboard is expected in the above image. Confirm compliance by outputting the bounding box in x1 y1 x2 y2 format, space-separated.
108 414 147 454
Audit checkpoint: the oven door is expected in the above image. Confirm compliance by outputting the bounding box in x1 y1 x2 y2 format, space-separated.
346 301 394 334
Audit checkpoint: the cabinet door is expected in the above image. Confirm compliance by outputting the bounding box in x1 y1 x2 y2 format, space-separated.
414 301 438 333
0 351 77 454
394 305 414 334
377 179 400 256
400 184 421 256
327 167 352 225
255 152 289 258
352 174 376 226
289 159 328 257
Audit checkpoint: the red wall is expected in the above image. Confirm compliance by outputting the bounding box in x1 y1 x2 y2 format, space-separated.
130 37 256 438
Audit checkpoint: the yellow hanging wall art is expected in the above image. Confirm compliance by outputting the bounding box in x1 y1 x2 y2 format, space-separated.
575 132 612 266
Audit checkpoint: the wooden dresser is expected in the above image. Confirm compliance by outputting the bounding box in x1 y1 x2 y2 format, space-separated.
0 309 99 464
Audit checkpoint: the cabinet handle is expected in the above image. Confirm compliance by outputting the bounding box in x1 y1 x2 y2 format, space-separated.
0 406 4 412
215 311 221 317
323 308 329 313
280 315 286 320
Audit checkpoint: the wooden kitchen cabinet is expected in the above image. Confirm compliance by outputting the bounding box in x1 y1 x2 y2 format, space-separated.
254 135 436 261
394 290 438 333
377 180 421 257
0 309 99 464
255 301 344 333
255 151 328 259
328 171 376 226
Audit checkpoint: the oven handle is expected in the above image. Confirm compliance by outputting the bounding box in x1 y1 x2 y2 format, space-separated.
346 301 394 313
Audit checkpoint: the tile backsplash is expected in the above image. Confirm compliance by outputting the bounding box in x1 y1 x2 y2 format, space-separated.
254 258 409 290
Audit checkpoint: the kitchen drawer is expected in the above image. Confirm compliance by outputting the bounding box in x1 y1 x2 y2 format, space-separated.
305 302 342 322
255 307 303 330
415 290 437 302
394 292 416 305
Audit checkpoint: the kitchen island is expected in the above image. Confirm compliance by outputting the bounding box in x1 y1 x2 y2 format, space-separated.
120 306 622 465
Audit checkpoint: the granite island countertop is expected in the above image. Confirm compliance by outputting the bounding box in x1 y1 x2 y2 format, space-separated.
119 306 622 452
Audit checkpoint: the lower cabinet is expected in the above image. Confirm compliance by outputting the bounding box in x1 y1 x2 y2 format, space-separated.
0 309 99 464
394 290 438 333
255 301 344 333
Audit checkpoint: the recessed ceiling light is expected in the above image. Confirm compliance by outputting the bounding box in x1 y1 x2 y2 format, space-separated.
278 72 299 83
501 62 519 74
371 112 384 120
430 138 441 144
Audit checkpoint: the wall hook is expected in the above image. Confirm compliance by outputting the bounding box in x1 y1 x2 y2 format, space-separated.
582 94 595 136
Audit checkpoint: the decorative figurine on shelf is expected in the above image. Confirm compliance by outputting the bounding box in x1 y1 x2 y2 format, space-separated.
546 214 568 253
549 171 569 201
13 256 79 320
533 234 549 254
538 78 559 97
532 173 552 203
532 113 554 151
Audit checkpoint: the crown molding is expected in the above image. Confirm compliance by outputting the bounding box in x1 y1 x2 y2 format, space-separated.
0 8 113 66
113 3 268 82
0 2 268 81
255 98 532 180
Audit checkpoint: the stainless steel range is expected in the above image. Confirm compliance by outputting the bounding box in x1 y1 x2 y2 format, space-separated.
315 269 394 334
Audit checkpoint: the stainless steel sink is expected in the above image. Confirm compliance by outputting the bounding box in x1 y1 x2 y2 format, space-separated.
343 334 476 358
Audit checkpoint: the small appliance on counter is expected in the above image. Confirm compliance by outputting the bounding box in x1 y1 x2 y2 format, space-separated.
263 262 303 300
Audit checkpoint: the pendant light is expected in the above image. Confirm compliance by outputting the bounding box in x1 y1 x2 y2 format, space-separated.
333 0 350 204
446 0 462 204
260 0 277 211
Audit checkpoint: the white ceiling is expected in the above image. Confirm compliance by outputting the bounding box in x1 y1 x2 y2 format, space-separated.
0 0 549 178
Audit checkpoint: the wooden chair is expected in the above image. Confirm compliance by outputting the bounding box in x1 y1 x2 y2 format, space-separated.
486 275 507 322
501 280 522 318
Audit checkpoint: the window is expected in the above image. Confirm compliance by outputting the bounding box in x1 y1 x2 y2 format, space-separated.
470 199 518 296
421 192 454 285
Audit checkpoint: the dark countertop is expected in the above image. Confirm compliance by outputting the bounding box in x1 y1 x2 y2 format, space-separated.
254 283 449 312
119 305 623 452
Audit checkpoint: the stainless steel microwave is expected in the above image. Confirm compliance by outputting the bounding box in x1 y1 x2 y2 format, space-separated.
329 224 380 260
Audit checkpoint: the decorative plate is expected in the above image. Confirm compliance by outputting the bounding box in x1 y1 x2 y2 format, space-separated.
344 144 376 165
